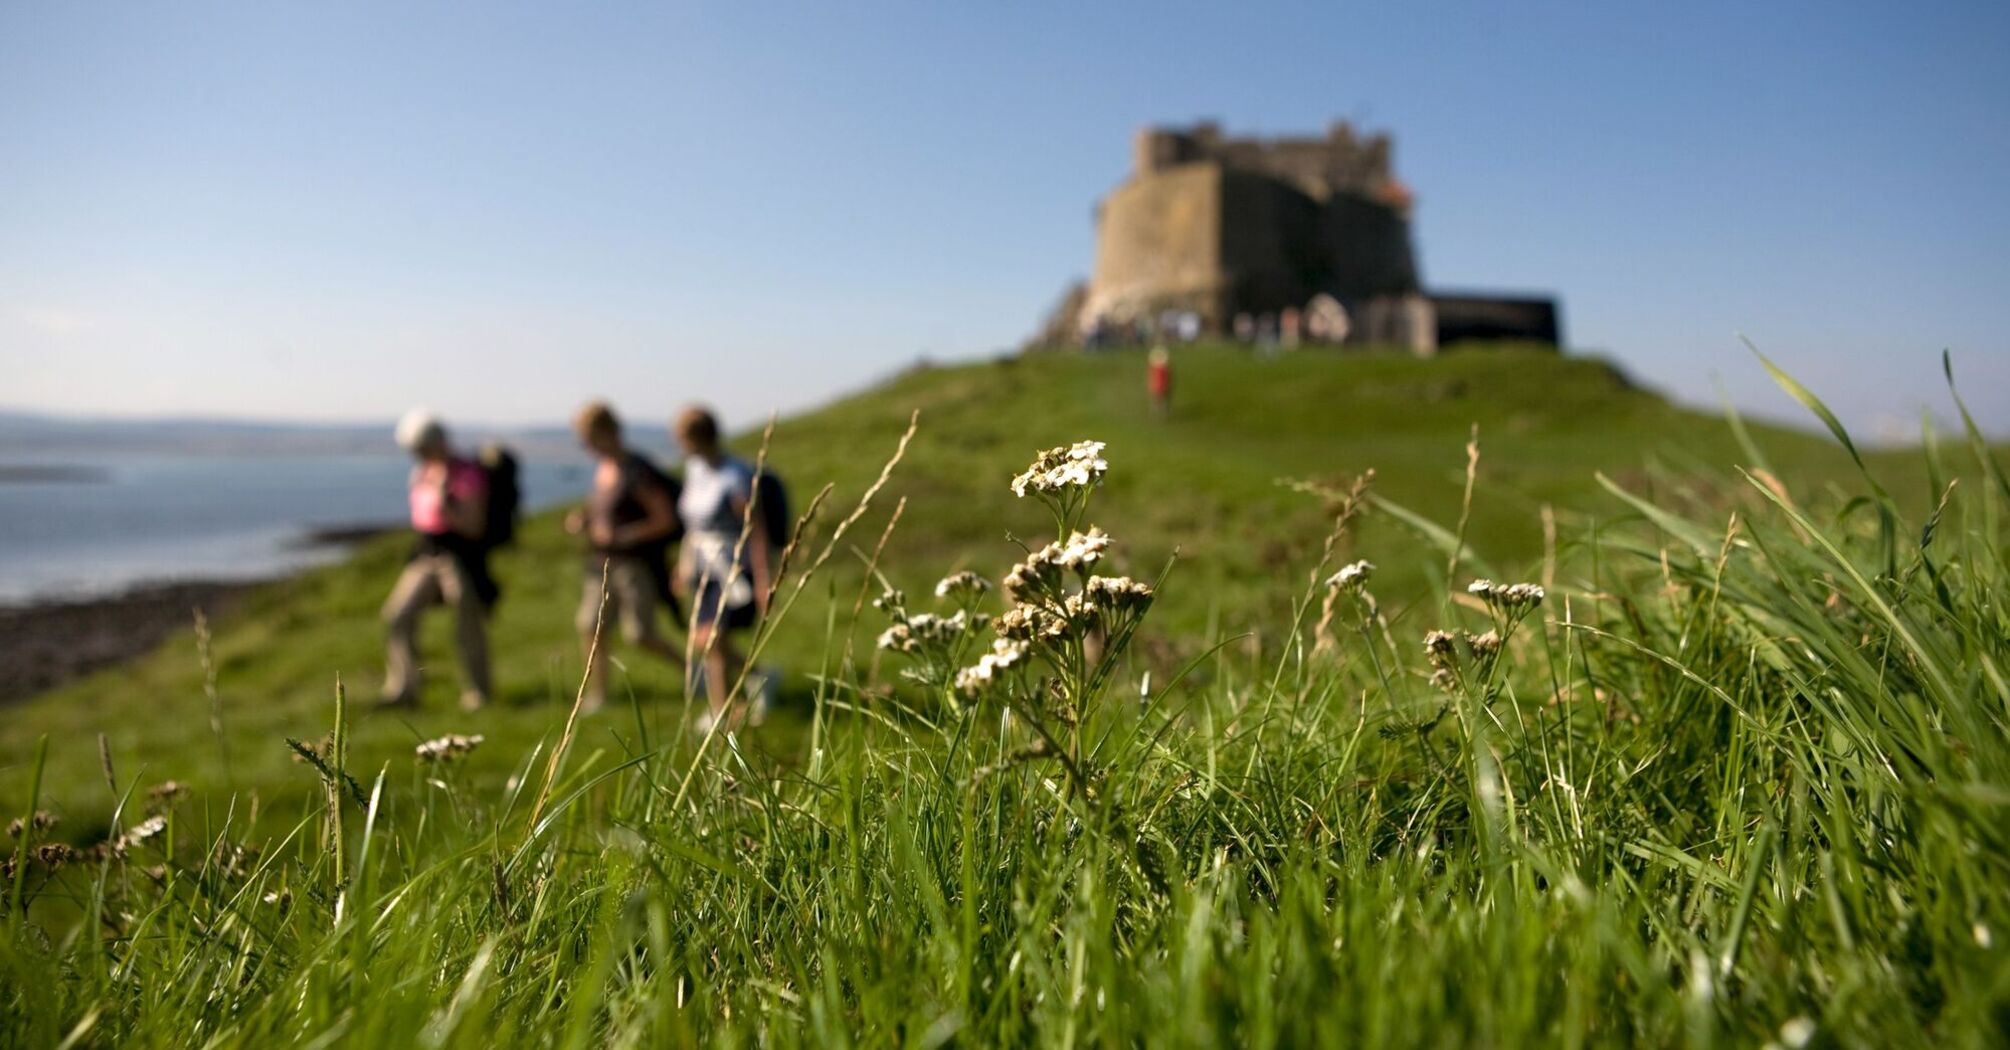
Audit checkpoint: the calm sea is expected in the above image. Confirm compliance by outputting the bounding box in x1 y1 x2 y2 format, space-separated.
0 449 602 605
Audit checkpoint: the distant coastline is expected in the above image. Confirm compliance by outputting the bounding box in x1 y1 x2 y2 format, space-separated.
0 464 110 483
0 523 395 704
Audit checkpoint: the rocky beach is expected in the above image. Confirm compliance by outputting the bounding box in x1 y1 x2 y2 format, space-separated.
0 524 392 704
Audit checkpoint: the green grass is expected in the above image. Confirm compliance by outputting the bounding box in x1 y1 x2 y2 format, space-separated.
3 345 2005 1045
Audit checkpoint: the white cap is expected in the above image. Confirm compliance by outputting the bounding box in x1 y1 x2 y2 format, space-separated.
394 407 444 451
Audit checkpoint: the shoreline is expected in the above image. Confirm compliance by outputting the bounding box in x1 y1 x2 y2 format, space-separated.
0 523 396 705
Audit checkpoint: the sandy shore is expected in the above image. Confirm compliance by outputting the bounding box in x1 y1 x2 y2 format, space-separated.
0 523 395 704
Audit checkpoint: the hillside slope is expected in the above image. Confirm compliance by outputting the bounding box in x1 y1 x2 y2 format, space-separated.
0 347 1910 819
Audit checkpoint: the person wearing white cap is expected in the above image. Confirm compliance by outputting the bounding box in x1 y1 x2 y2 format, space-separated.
381 407 493 710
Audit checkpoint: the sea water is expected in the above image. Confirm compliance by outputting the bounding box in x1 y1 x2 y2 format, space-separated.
0 450 599 604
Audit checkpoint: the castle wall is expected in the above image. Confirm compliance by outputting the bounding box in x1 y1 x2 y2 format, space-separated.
1086 163 1228 326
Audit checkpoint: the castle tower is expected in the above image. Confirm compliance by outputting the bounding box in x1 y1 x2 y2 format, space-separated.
1084 120 1426 339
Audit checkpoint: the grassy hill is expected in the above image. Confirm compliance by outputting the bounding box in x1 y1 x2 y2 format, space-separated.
5 344 2006 1045
0 346 1919 822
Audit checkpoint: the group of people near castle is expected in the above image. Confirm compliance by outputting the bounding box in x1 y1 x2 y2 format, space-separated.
379 401 773 731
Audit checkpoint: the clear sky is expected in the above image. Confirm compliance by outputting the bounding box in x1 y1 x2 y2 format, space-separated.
3 2 2007 436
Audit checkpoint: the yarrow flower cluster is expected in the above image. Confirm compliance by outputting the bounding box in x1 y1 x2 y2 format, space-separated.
1056 527 1111 569
147 780 189 811
1003 543 1065 600
992 576 1153 647
1003 530 1119 600
1423 630 1462 692
415 733 485 763
933 571 990 602
122 814 169 847
1084 574 1154 613
6 811 58 838
1325 560 1375 592
996 604 1072 642
955 638 1028 695
876 610 984 654
1421 580 1547 695
874 438 1158 758
1467 579 1545 611
1010 441 1108 498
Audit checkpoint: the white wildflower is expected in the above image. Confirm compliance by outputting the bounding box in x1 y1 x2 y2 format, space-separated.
877 623 915 653
415 733 485 763
1423 630 1458 659
1085 574 1154 612
6 811 58 838
997 604 1070 642
1777 1017 1816 1049
933 571 990 600
1325 560 1375 592
1003 543 1066 599
1470 579 1544 611
955 638 1029 695
1010 441 1109 497
123 815 168 846
910 611 974 645
1057 527 1112 569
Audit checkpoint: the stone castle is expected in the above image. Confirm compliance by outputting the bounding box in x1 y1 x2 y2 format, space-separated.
1038 121 1560 353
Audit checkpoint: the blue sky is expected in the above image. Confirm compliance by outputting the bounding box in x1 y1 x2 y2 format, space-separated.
3 2 2007 436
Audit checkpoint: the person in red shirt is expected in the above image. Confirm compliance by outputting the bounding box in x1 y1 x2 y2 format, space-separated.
1147 345 1172 417
380 409 493 711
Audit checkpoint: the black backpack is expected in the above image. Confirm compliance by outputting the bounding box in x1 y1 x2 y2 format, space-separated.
632 453 685 544
477 443 522 548
624 452 686 626
754 468 790 546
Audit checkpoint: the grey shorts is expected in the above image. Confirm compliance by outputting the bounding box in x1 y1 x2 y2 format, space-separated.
578 556 661 643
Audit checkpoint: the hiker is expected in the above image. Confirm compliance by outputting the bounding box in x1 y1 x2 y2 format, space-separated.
1147 345 1172 417
381 409 494 711
564 401 686 713
672 405 773 731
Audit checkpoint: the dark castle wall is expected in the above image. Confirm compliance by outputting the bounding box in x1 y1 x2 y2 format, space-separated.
1324 192 1421 300
1217 170 1327 314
